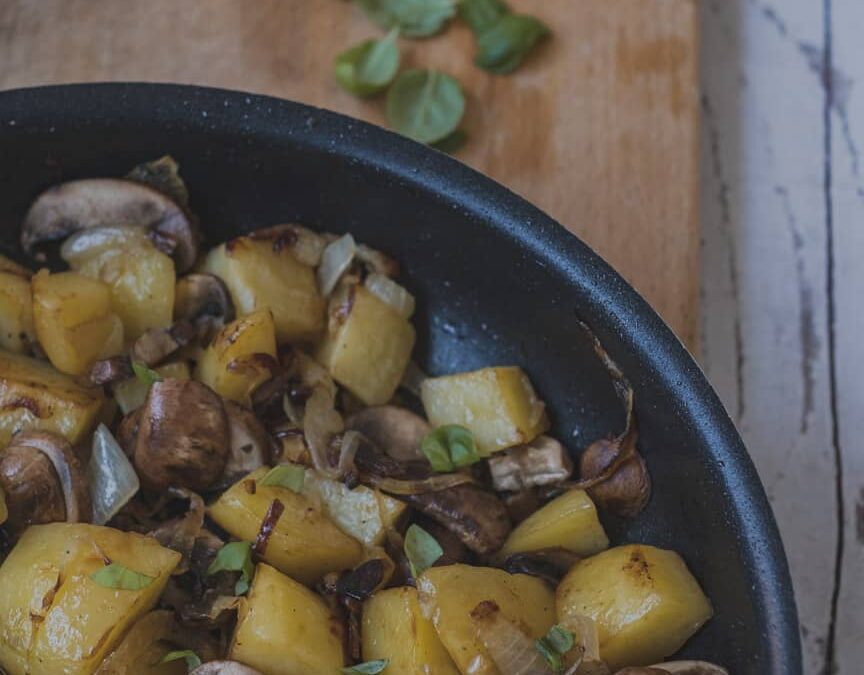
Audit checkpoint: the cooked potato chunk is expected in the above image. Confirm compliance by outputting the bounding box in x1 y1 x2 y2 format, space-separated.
32 270 124 375
208 467 363 584
113 361 191 414
0 350 106 446
95 610 185 675
498 489 608 558
421 366 549 455
0 254 32 279
0 273 34 354
0 523 180 675
363 586 460 674
555 544 713 669
417 565 555 675
196 310 277 404
317 285 416 405
204 237 325 343
229 563 344 674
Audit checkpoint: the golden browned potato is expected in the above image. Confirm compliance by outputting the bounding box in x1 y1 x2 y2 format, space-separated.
95 611 185 675
204 237 325 343
316 285 416 405
417 564 555 675
113 361 191 414
196 310 277 405
421 366 549 455
0 273 34 354
0 523 180 675
32 270 124 375
0 349 106 446
208 467 363 584
555 544 713 669
0 254 32 279
498 489 609 558
229 563 344 674
362 586 460 674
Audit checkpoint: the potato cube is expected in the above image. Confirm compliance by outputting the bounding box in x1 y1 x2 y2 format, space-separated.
32 270 124 375
555 544 713 669
362 587 459 674
94 611 185 675
205 237 325 343
421 366 549 455
0 350 106 446
113 361 190 415
498 489 608 559
317 285 416 405
0 254 32 279
0 523 180 675
196 310 277 404
0 273 34 353
229 563 344 674
417 565 555 675
208 467 363 584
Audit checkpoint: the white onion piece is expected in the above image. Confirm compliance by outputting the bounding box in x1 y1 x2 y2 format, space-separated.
471 601 552 675
317 233 356 296
88 423 140 525
365 273 416 318
21 433 82 523
302 385 345 478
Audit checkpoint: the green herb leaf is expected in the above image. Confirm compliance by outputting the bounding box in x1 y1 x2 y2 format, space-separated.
158 649 202 670
341 659 390 674
421 424 479 471
207 541 254 595
132 361 162 386
89 563 155 591
259 464 306 493
534 637 565 673
474 14 549 74
386 69 466 144
335 28 401 97
356 0 456 38
403 524 443 578
431 129 468 154
544 624 575 654
458 0 507 34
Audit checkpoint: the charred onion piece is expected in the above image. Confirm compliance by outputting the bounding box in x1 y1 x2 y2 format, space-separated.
503 548 581 585
131 319 195 366
132 378 229 491
488 435 573 492
335 559 386 601
0 431 91 539
21 178 199 270
253 498 285 555
85 355 133 386
190 663 263 675
345 405 431 462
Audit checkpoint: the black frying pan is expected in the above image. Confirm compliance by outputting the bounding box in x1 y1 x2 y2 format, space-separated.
0 83 801 674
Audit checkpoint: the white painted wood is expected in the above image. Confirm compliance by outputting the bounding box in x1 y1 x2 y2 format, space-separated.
700 1 840 672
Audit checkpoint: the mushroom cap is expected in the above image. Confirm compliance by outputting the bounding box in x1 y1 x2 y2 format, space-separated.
174 274 235 323
345 405 431 461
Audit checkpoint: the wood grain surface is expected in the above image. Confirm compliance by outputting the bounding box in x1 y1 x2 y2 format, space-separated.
0 0 699 348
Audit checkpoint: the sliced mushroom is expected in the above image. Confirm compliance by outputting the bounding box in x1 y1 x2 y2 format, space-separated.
21 178 199 271
191 662 263 675
503 548 581 585
0 431 91 539
578 432 650 518
345 405 431 462
131 319 195 366
86 355 133 386
174 273 235 325
413 516 468 566
132 378 229 491
148 488 205 574
222 401 273 484
488 435 573 492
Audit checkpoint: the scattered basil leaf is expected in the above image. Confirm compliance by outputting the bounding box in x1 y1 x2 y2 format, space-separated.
126 155 190 209
335 28 401 97
458 0 507 34
158 650 202 670
90 563 155 591
341 659 390 674
207 541 254 595
404 523 443 577
132 361 162 386
534 637 565 673
386 69 465 144
259 464 306 493
431 128 468 154
474 14 549 74
534 624 574 673
421 424 479 471
356 0 456 38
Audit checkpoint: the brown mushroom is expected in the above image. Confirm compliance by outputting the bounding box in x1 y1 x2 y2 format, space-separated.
502 548 581 585
345 405 431 462
21 178 199 271
131 319 196 366
85 355 133 386
132 378 229 491
0 431 91 539
174 273 236 325
190 662 263 675
221 402 274 485
148 488 205 574
487 435 573 492
578 431 651 518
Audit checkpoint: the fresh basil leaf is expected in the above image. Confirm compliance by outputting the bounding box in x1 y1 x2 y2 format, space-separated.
458 0 507 34
207 541 254 595
534 636 565 673
421 424 479 471
356 0 456 38
431 129 468 154
474 14 549 74
259 464 306 493
90 563 155 591
544 624 575 655
158 649 202 670
386 69 465 144
335 28 401 97
341 659 390 674
403 523 443 577
132 361 162 386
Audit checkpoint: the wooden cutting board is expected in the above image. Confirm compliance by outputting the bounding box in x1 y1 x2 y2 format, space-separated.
0 0 699 349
